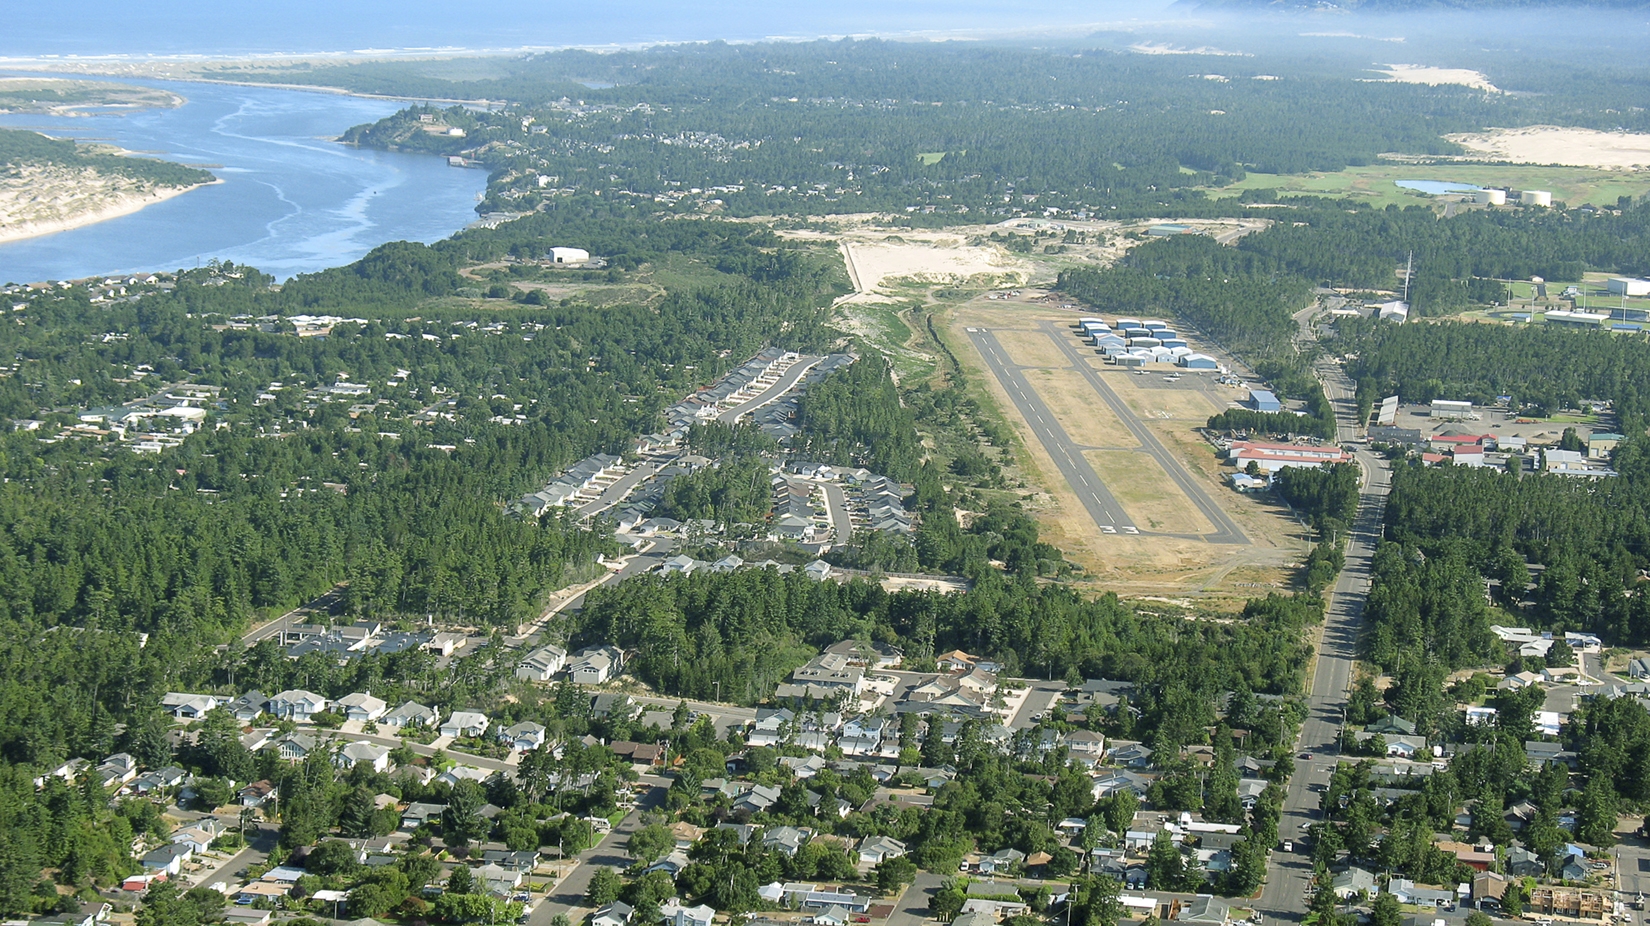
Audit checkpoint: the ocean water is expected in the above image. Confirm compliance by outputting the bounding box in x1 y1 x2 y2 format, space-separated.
0 78 487 283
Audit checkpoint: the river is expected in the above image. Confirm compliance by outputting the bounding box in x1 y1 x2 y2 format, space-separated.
0 77 487 283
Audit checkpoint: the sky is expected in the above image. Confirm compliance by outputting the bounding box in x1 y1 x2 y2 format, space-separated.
3 0 1181 58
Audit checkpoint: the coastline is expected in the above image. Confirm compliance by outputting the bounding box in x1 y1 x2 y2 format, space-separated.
0 178 218 247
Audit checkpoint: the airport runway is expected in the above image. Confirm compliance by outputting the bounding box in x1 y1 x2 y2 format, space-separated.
966 327 1139 535
1035 320 1248 546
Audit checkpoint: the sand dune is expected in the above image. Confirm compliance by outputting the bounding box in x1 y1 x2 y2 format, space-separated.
0 163 210 244
1376 64 1499 93
1447 125 1650 170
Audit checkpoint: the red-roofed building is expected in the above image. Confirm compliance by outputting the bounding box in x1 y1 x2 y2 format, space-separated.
1225 441 1352 473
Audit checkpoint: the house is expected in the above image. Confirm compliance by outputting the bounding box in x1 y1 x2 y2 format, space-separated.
1473 872 1512 908
782 655 865 699
238 780 276 807
498 721 548 751
1331 868 1375 900
812 907 850 926
1237 778 1270 810
335 692 388 723
481 850 540 873
857 835 907 865
401 802 447 830
141 843 192 875
1065 730 1107 764
435 765 489 788
978 848 1026 875
226 691 268 723
268 733 320 762
235 883 290 905
1091 770 1151 800
335 742 392 773
823 640 904 668
381 701 440 731
669 822 705 851
516 645 568 682
1436 841 1496 872
266 689 329 722
162 692 221 720
593 902 635 926
645 851 692 877
95 753 139 787
748 708 796 747
1506 846 1545 877
936 650 980 673
569 645 625 684
1560 857 1589 881
1629 657 1650 679
762 825 811 857
661 903 716 926
1388 879 1456 908
1177 895 1229 925
1366 715 1417 736
610 741 666 767
1109 741 1154 768
733 784 783 815
171 822 221 854
591 693 640 720
441 711 490 739
131 766 188 795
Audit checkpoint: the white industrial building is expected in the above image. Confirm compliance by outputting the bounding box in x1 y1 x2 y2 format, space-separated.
1608 278 1650 297
548 247 591 264
1430 399 1475 418
1472 189 1507 205
1519 190 1552 207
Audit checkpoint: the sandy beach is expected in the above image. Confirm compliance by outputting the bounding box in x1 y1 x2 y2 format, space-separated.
1446 126 1650 170
0 164 214 245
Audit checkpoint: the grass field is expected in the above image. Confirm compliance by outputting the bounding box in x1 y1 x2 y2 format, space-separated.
1215 163 1650 209
1084 449 1211 534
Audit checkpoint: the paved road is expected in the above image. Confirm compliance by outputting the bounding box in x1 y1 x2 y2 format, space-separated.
240 586 346 646
820 481 854 544
888 872 947 926
575 461 663 519
531 779 669 925
966 327 1137 533
1254 358 1391 922
717 356 821 425
183 820 278 889
1034 320 1248 545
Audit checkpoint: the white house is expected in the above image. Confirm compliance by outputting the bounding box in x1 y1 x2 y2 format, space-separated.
441 711 491 739
498 721 548 751
568 646 624 684
335 742 393 773
335 692 388 723
162 692 221 720
381 701 440 730
592 902 633 926
515 644 568 682
661 902 715 926
267 689 329 722
857 835 907 865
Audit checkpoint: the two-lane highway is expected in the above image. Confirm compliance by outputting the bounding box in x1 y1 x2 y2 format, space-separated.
967 326 1137 533
1254 353 1390 921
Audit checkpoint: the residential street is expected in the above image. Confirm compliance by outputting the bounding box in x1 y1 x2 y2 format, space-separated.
531 778 669 925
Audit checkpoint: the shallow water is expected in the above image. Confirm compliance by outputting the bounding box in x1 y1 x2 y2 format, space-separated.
0 77 487 283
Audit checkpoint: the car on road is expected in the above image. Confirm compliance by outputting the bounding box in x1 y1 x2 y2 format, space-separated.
1283 841 1293 853
1299 753 1313 760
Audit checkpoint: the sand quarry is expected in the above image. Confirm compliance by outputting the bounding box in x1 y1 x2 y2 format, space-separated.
1447 126 1650 170
840 235 1032 295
